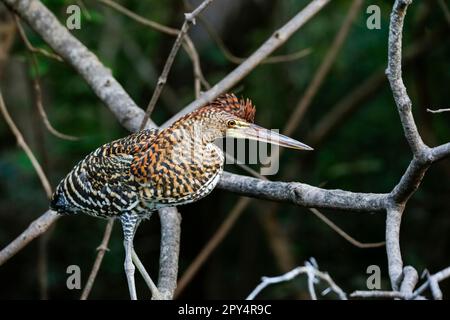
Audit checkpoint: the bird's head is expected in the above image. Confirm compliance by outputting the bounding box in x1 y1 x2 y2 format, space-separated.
180 93 313 151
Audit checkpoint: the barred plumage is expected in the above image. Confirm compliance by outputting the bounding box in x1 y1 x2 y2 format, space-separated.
50 93 312 299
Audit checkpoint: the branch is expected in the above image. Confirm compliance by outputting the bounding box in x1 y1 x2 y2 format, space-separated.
96 0 178 36
218 172 387 212
96 0 210 98
80 219 114 300
161 0 331 128
174 2 360 284
157 207 181 300
0 90 52 198
2 0 449 301
13 14 62 61
139 0 214 129
131 250 162 300
184 0 311 65
427 108 450 113
307 31 438 146
413 266 450 299
308 208 385 249
351 266 450 300
2 0 154 132
246 259 347 300
15 15 79 141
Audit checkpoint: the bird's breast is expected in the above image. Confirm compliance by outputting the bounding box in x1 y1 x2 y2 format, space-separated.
137 143 224 208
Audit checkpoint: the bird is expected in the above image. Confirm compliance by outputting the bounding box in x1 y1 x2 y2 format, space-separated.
50 93 313 299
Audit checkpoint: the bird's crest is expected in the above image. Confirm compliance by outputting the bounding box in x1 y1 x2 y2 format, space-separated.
209 93 256 123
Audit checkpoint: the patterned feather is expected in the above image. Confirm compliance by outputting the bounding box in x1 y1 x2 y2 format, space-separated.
50 93 253 219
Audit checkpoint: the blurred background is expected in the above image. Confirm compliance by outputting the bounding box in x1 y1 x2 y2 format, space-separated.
0 0 449 299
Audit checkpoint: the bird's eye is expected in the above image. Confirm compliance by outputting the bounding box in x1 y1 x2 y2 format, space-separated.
227 120 236 127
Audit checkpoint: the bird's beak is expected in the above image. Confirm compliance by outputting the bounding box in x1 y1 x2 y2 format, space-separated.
227 123 313 151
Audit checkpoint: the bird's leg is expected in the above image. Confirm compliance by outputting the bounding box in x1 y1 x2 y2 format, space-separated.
120 212 140 300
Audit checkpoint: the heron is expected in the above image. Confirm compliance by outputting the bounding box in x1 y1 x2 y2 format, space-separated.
50 93 313 299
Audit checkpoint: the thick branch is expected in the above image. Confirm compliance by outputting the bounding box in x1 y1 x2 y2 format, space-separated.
384 0 449 292
390 156 431 203
399 266 419 295
218 172 387 212
80 219 114 300
385 203 404 291
386 0 425 156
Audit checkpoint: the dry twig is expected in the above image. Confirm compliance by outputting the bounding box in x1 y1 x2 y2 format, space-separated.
2 0 450 300
246 258 347 300
427 108 450 114
139 0 215 130
0 90 52 197
80 219 114 300
15 16 79 141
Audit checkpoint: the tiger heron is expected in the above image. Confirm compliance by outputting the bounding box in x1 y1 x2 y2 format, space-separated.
50 93 313 299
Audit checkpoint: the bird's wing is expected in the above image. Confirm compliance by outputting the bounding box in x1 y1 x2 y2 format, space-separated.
51 129 159 216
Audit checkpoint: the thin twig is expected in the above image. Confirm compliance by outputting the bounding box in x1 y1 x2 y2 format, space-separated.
400 266 419 296
37 230 51 299
139 0 214 130
284 0 363 135
246 259 347 300
412 266 450 299
184 0 312 65
131 253 158 299
96 0 210 96
351 265 450 301
76 0 92 20
182 37 210 98
13 16 62 62
80 219 114 300
0 90 52 197
157 207 181 300
427 108 450 114
15 15 79 141
131 250 162 300
309 208 385 249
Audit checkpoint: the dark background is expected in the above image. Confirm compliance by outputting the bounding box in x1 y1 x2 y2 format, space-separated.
0 0 449 299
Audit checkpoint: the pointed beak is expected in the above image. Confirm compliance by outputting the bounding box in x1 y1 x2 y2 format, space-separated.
227 123 313 151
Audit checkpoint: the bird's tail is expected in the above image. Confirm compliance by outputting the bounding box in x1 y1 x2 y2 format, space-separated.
49 188 70 214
